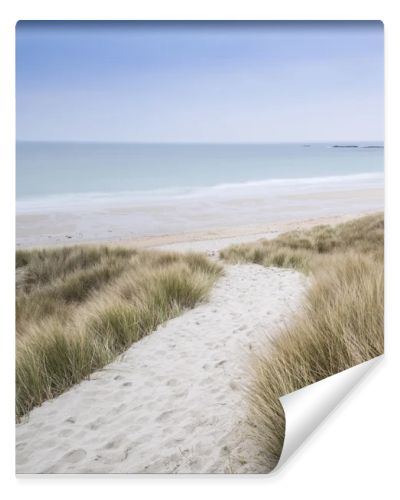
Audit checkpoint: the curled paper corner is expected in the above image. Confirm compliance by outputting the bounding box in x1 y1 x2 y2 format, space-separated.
275 355 383 471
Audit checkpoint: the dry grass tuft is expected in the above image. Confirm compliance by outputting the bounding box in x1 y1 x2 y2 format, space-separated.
16 246 222 419
221 213 384 470
221 213 383 272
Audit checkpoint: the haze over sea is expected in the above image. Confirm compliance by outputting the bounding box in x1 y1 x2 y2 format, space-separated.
17 141 383 213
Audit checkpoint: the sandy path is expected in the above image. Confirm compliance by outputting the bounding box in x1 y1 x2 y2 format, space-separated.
16 264 307 474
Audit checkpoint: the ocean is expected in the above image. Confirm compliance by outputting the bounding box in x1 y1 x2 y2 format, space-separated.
16 142 384 213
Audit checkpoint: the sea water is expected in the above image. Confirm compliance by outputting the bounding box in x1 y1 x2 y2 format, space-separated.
16 142 383 213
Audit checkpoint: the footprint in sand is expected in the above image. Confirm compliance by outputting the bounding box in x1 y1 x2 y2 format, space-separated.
156 410 175 422
103 434 125 450
62 449 87 463
87 416 106 430
215 360 226 367
97 447 132 465
59 428 74 438
109 403 127 416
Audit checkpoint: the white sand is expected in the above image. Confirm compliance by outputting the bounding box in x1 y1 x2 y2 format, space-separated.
16 184 383 248
16 263 307 474
151 213 368 255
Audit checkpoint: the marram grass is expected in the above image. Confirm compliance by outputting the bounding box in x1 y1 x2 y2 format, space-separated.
221 213 384 470
16 246 222 419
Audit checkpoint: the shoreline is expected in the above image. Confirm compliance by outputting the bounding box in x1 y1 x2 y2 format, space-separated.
16 170 384 248
16 175 384 249
15 212 383 473
17 210 382 254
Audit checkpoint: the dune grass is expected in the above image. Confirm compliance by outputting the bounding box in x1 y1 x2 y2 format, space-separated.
16 246 222 419
221 213 384 470
221 213 383 271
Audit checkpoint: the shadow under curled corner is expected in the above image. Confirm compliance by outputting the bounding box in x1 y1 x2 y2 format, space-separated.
273 355 383 472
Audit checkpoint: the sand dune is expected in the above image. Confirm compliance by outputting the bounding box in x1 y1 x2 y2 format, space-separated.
16 264 307 474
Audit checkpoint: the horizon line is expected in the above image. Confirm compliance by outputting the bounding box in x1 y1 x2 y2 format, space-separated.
16 139 384 145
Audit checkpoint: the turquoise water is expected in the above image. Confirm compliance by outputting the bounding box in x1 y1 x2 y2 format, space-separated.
16 141 383 208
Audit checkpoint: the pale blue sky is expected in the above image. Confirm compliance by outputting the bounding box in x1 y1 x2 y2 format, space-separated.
16 21 384 143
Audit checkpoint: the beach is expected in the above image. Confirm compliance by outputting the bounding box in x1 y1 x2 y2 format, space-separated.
16 263 306 473
16 209 382 473
13 19 386 484
15 141 384 474
9 15 389 500
16 186 383 249
15 142 384 472
16 141 384 248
